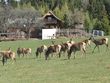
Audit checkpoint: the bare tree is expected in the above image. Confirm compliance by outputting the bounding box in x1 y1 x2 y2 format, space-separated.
0 3 12 32
7 8 44 38
0 3 44 39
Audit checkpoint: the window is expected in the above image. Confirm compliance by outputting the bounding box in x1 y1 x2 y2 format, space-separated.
48 17 52 21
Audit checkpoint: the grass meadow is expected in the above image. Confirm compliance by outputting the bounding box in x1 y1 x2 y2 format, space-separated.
0 36 110 83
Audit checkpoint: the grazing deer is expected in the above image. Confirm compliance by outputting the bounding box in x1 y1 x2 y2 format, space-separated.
89 36 109 53
67 42 86 59
36 45 47 58
17 47 32 57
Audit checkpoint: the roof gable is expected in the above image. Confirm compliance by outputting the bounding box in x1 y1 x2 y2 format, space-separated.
43 11 62 22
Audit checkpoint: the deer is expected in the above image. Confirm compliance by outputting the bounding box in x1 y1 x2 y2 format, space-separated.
0 47 11 59
0 48 16 65
66 38 75 45
89 36 109 53
82 39 91 47
17 47 32 57
67 42 86 59
45 41 62 60
45 44 62 60
35 45 47 58
59 39 75 58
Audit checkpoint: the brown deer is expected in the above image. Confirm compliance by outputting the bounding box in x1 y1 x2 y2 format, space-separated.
59 39 75 58
0 49 16 65
67 42 86 59
89 36 109 53
66 38 75 44
45 44 61 60
59 42 73 58
82 39 91 47
36 45 47 58
17 47 31 57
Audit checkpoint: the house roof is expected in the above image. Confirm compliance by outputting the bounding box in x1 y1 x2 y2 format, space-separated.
43 11 62 22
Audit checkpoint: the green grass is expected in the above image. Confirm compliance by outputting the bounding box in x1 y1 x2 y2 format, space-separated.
0 37 110 83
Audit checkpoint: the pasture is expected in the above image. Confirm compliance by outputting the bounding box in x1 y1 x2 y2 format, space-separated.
0 36 110 83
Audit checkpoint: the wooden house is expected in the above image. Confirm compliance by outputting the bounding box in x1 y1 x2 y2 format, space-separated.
43 11 63 28
31 11 63 39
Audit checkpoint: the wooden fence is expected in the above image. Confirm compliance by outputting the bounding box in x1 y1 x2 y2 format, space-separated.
0 31 26 41
56 29 90 38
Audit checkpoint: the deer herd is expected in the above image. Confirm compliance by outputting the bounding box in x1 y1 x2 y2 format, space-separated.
0 36 109 65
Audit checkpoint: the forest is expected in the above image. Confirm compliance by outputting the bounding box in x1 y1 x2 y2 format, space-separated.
0 0 110 35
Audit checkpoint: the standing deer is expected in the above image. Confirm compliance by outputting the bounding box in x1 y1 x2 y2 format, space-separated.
59 39 75 57
59 41 74 58
0 49 16 65
67 42 86 59
82 39 91 47
45 44 61 60
89 36 109 53
36 45 47 58
17 47 31 57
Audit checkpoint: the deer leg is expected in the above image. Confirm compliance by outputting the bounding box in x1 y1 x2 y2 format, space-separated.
105 44 109 51
88 44 91 47
45 52 50 60
82 48 86 58
22 53 24 57
45 54 47 60
2 57 5 66
14 58 16 62
92 45 97 53
62 50 66 57
97 46 100 52
36 52 39 58
83 48 86 54
12 58 16 64
51 53 53 57
40 52 42 58
67 50 72 59
18 54 20 58
45 54 49 60
73 51 76 59
2 57 6 66
59 52 61 58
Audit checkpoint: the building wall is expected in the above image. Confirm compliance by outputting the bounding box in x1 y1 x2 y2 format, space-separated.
42 29 57 40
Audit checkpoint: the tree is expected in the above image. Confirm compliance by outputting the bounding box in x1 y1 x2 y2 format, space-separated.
63 14 69 28
101 16 110 35
84 11 97 32
73 9 85 24
0 2 12 32
0 0 110 35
